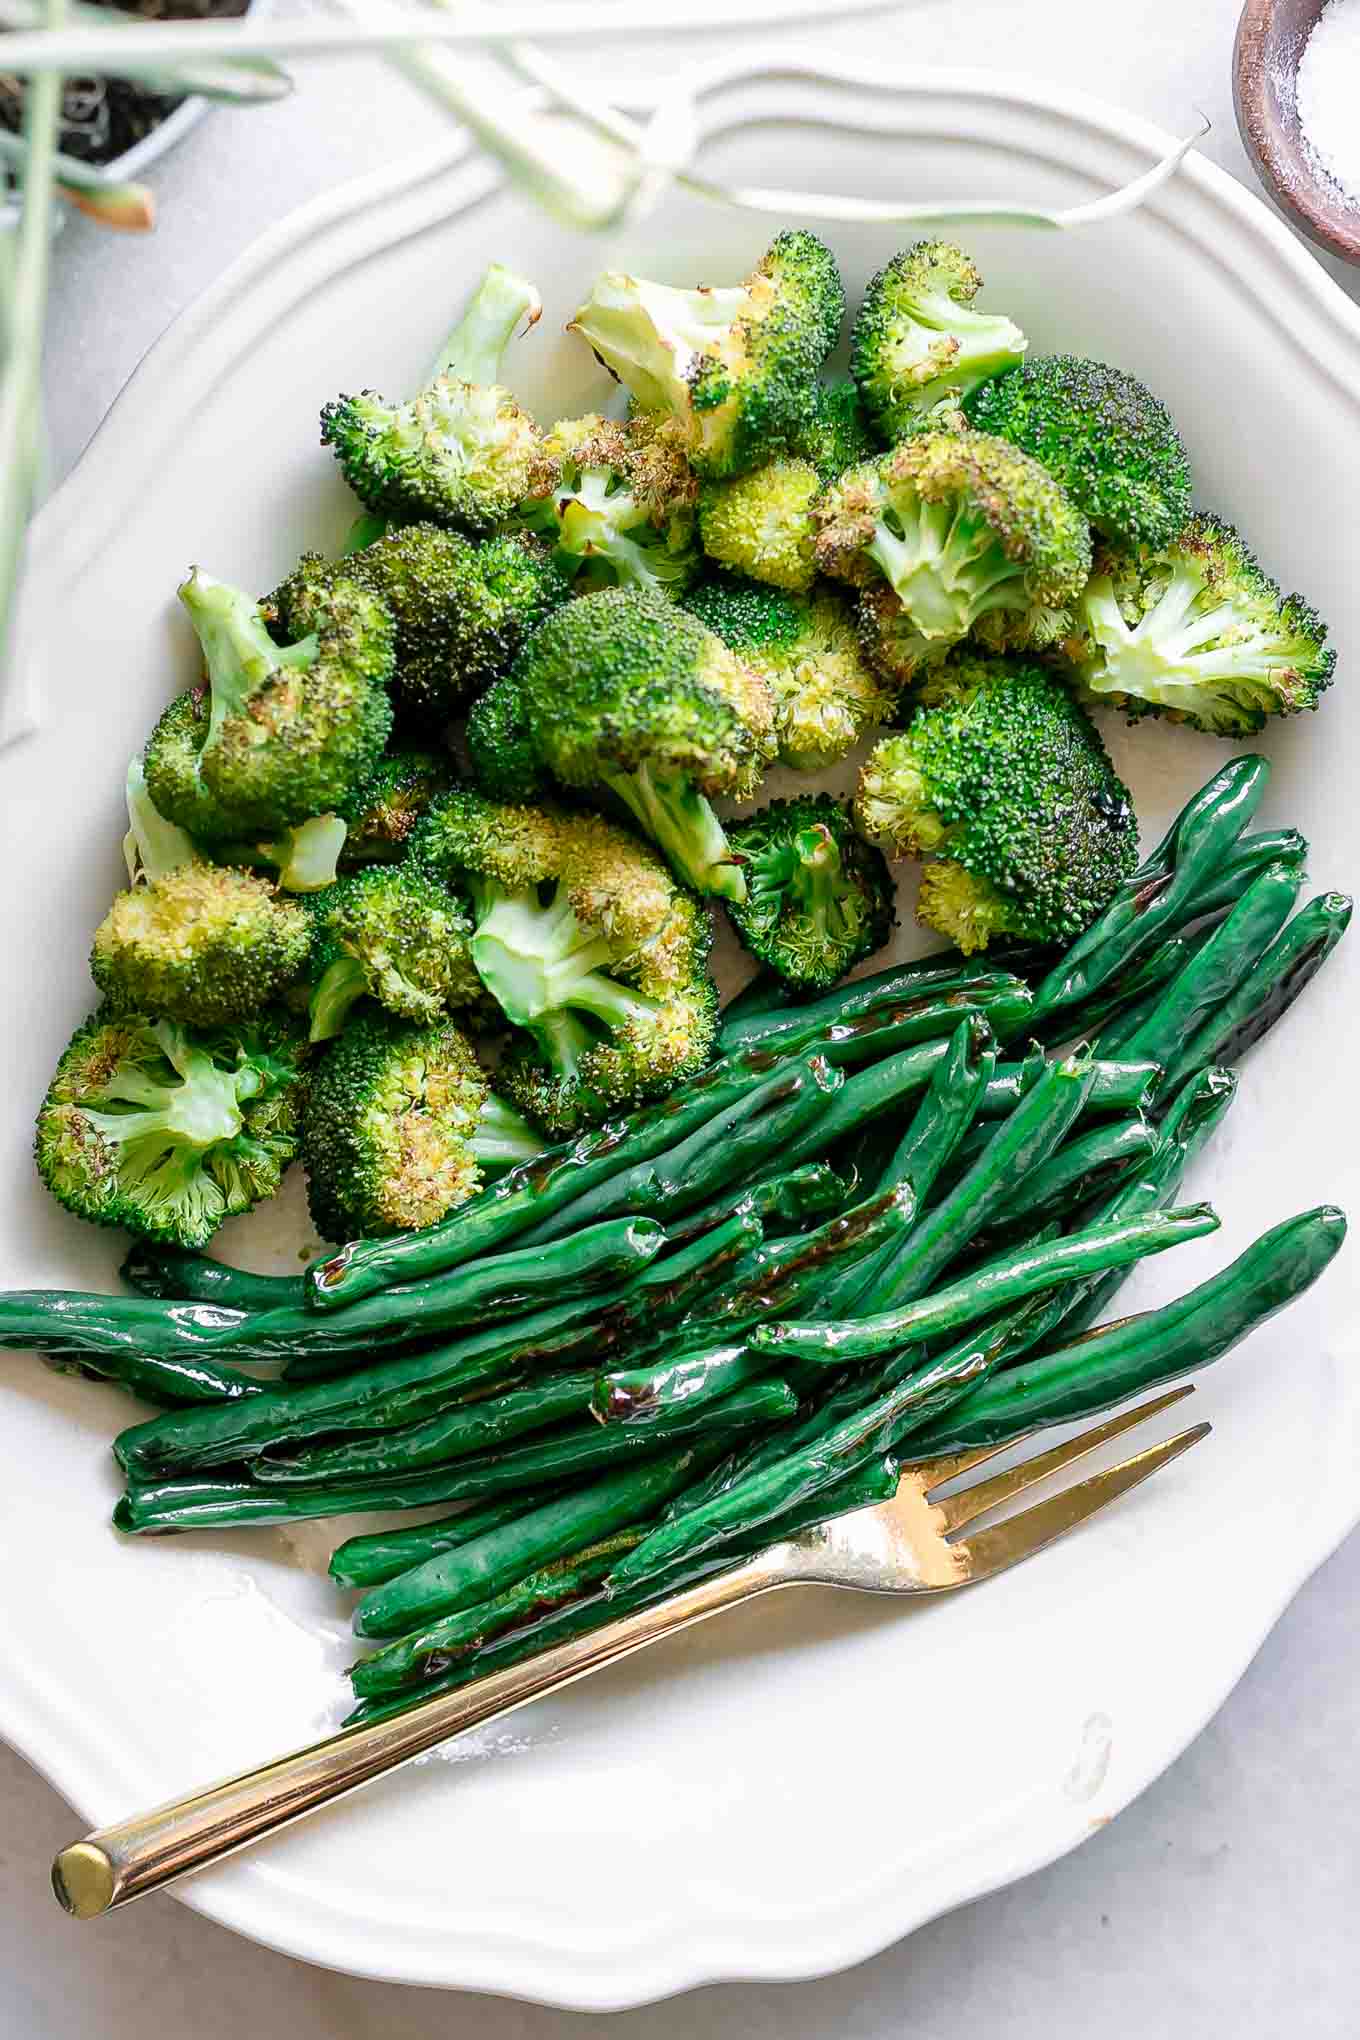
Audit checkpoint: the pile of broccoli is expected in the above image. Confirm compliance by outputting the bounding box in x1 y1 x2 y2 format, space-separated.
34 236 1341 1258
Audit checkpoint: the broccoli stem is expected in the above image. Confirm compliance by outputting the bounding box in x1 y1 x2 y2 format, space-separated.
599 761 747 905
472 1096 543 1172
749 824 858 948
869 498 1025 641
178 570 318 751
309 956 369 1045
1082 569 1290 702
553 472 688 595
255 813 349 893
470 886 660 1041
430 263 541 386
122 755 198 886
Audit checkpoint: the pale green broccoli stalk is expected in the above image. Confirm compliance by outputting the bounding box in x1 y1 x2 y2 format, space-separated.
509 588 777 904
851 241 1027 440
34 1008 305 1248
121 756 199 887
854 654 1137 954
697 458 821 593
567 232 844 480
519 411 701 600
92 867 310 1027
415 790 719 1135
305 866 482 1044
726 795 897 992
144 569 394 841
684 573 896 772
320 264 545 534
1071 514 1336 736
816 431 1092 686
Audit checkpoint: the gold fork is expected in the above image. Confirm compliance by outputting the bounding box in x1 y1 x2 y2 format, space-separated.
52 1385 1206 1919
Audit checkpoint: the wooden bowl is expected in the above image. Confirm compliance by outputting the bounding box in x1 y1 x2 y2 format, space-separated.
1234 0 1360 264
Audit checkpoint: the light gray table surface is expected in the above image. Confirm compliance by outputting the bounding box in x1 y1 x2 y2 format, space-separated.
9 0 1360 2029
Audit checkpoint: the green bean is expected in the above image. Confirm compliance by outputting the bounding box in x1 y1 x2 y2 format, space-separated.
330 1491 559 1590
661 1164 847 1247
696 1180 916 1331
1163 892 1352 1093
593 1337 764 1426
755 1204 1219 1363
353 1450 715 1638
120 1245 306 1312
716 956 1004 1055
975 1042 1047 1115
801 980 1031 1071
305 1046 792 1309
906 1205 1347 1453
35 1348 272 1408
349 1531 643 1698
254 1372 599 1487
719 971 793 1029
1181 828 1307 921
987 1118 1159 1230
1030 757 1270 1023
1032 928 1214 1049
1115 862 1303 1074
770 1042 964 1176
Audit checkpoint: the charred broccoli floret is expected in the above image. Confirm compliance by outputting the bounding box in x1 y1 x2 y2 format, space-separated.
854 655 1138 953
464 671 549 803
145 569 394 841
34 1007 305 1247
726 795 896 991
964 354 1192 549
305 865 482 1043
1070 513 1335 735
793 376 877 480
816 431 1092 685
567 232 844 480
518 411 700 600
509 588 776 903
273 524 567 728
337 747 456 868
302 1011 536 1241
320 264 544 534
415 790 719 1135
697 457 821 593
683 573 895 771
851 241 1027 442
92 867 310 1027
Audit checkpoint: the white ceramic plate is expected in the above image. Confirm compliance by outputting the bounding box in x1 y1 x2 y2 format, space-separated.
3 59 1359 2010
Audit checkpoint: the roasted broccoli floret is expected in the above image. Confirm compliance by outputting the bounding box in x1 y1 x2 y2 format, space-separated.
145 569 394 841
854 655 1138 953
683 573 895 771
305 865 481 1043
509 588 776 903
34 1007 305 1247
464 672 549 803
1070 513 1335 735
815 432 1092 685
697 457 821 593
320 263 544 534
793 376 877 480
337 747 456 868
121 755 199 886
92 867 310 1027
851 241 1027 442
567 232 844 480
273 524 567 728
964 354 1192 549
301 1011 536 1240
518 411 700 600
726 795 896 992
415 790 719 1135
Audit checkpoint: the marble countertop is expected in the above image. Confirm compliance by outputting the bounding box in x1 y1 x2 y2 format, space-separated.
8 0 1359 2031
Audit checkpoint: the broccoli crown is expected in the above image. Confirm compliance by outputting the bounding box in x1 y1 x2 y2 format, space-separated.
851 241 1028 441
338 746 456 868
301 1011 496 1239
697 458 821 593
146 570 394 841
726 795 896 991
567 231 844 480
1071 513 1336 736
510 587 776 901
415 788 718 1133
306 865 482 1043
793 376 878 482
815 431 1092 678
964 354 1192 548
91 866 310 1027
854 654 1138 951
684 572 895 772
320 264 545 534
464 673 550 803
34 1007 304 1247
520 412 701 601
274 524 568 727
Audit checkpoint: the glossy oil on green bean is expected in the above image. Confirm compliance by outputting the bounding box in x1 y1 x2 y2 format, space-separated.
1163 892 1352 1092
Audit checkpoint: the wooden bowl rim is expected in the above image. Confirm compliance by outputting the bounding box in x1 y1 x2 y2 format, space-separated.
1234 0 1360 264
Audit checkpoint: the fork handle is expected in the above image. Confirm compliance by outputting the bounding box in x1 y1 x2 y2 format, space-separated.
52 1548 788 1919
